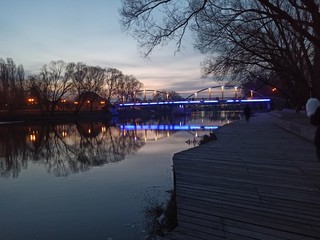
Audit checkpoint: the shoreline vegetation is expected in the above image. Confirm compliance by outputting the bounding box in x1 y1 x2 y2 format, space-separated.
0 110 113 123
144 190 177 239
0 108 186 124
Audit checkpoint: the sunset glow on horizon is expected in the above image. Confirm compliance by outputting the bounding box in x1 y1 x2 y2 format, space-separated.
0 0 215 95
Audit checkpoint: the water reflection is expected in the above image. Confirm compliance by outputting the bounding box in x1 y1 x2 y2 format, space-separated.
0 122 145 178
0 111 242 179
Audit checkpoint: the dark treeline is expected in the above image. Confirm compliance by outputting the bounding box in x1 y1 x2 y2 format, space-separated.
120 0 320 108
0 58 186 116
0 58 144 115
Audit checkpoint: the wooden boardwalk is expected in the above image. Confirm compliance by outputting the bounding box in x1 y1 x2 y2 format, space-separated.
165 113 320 240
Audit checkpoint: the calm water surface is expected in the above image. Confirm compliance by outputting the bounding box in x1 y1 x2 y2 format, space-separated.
0 111 241 240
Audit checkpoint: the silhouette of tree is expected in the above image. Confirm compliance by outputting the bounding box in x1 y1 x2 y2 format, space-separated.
68 63 106 113
0 58 26 112
120 0 320 103
27 60 73 115
153 90 182 101
102 68 124 107
116 74 144 102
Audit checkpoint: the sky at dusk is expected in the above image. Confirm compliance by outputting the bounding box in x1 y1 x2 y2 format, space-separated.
0 0 217 95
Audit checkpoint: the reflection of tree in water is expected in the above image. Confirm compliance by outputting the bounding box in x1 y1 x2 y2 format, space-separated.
0 124 29 178
0 122 145 178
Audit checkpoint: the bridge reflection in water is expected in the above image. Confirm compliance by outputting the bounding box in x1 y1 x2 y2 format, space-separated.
119 124 219 131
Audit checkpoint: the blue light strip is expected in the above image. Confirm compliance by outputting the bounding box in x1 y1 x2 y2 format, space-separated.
240 99 271 102
203 100 219 103
119 124 219 131
118 98 270 107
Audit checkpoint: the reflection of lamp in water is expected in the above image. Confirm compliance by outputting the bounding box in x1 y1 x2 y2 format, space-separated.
167 131 170 137
195 132 198 137
30 134 36 141
221 86 224 100
29 129 37 141
155 132 158 141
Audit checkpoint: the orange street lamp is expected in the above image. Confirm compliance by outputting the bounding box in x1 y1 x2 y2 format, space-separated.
27 98 35 104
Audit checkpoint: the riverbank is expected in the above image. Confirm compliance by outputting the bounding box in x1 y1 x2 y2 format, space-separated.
0 110 112 123
165 110 320 239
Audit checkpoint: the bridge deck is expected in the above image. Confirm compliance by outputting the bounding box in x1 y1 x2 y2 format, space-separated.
166 113 320 240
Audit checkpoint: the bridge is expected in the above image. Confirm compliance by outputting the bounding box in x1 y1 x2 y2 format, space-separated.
119 85 264 101
113 85 272 115
115 85 270 107
117 98 271 108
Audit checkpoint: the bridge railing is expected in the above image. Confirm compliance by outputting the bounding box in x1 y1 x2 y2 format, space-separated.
116 98 271 107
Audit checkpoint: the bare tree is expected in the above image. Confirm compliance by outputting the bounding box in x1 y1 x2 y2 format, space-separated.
119 74 144 102
102 68 124 107
153 90 181 101
69 63 106 113
112 73 144 102
0 58 26 112
120 0 320 102
195 1 316 105
79 65 105 112
27 60 73 115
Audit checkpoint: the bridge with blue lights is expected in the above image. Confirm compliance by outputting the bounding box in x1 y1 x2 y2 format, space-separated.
117 98 271 108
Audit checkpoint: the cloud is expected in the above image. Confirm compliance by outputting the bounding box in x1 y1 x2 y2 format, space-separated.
0 0 220 95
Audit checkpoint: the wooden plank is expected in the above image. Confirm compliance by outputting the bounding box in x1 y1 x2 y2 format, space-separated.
166 113 320 239
177 202 320 238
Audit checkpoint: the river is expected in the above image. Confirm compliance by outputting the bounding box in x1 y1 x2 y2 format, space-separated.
0 111 242 240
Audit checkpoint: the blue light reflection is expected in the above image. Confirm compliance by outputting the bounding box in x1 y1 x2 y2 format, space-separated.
119 124 219 131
